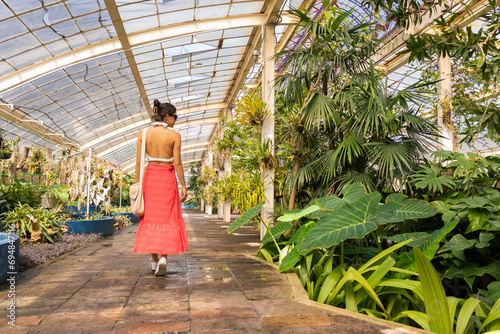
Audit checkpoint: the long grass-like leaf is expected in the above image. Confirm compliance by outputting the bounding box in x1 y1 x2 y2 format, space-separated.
480 298 500 332
456 298 480 334
317 267 343 304
414 247 452 334
396 311 431 332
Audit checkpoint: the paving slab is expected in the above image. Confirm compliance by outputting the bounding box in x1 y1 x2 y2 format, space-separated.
0 210 430 333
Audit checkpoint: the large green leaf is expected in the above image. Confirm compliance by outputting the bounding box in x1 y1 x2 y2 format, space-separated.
279 246 301 272
299 192 381 253
227 201 265 233
317 267 343 304
397 311 431 332
467 208 491 232
277 205 320 222
396 219 460 274
432 200 452 213
288 220 316 245
480 298 500 332
312 195 346 212
439 234 476 253
329 267 388 315
262 220 293 244
414 247 452 334
341 182 367 203
385 232 430 247
385 193 437 223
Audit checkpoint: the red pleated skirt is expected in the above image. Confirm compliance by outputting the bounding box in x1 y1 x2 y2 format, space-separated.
133 163 188 255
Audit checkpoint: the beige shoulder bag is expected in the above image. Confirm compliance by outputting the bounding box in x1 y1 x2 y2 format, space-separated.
130 128 147 217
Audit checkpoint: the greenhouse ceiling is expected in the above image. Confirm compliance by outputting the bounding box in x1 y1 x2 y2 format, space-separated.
0 0 495 172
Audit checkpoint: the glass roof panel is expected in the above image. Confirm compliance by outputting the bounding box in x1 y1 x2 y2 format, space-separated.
158 9 194 26
3 0 436 170
229 1 264 15
195 5 229 20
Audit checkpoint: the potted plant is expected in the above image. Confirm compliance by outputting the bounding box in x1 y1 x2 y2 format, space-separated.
38 184 69 209
62 211 115 237
101 204 139 223
0 138 19 160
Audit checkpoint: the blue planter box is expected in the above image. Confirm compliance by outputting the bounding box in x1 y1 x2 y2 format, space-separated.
0 233 19 285
63 217 114 236
114 212 140 224
64 205 100 215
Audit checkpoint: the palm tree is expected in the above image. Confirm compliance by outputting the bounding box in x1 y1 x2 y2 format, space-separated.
275 7 437 204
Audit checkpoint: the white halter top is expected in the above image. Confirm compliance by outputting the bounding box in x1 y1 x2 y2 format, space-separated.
146 122 174 163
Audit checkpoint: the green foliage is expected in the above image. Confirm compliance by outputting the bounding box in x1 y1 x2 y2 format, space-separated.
0 181 41 208
298 183 436 253
233 87 268 127
2 205 66 243
38 184 70 206
100 204 132 215
276 7 437 200
411 163 456 194
227 201 265 233
414 247 452 334
110 172 135 205
27 146 47 174
394 247 500 334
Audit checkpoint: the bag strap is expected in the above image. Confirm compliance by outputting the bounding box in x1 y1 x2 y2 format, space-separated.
139 128 148 184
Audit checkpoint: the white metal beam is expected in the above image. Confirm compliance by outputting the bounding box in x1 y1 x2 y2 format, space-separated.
0 15 271 93
121 158 202 173
94 117 219 156
81 105 224 150
104 0 153 116
0 104 78 148
80 103 228 151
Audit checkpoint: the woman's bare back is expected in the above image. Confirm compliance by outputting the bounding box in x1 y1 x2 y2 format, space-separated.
145 127 177 166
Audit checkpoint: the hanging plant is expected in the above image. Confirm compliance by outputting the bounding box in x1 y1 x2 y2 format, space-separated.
216 174 238 201
27 146 47 174
257 139 277 170
234 87 269 126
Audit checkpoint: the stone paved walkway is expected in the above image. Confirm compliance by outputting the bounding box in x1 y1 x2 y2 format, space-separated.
1 210 428 334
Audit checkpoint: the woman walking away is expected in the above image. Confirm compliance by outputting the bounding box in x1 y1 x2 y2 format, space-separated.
133 99 188 276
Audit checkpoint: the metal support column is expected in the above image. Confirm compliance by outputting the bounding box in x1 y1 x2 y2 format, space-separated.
200 160 205 212
86 148 92 218
205 149 213 215
437 55 455 151
260 23 276 240
218 123 224 220
218 169 224 219
223 108 233 224
223 158 232 223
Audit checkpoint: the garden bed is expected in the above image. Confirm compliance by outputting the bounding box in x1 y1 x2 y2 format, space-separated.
19 233 101 272
18 215 133 272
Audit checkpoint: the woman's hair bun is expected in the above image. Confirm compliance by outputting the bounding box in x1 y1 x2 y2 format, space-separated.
151 99 176 122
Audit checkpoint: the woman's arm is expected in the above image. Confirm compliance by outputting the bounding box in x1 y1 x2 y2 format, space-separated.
173 132 187 202
135 130 143 183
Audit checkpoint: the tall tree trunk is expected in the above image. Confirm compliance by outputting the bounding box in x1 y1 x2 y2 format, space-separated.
288 158 301 210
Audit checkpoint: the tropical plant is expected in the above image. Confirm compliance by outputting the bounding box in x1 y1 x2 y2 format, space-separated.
113 215 132 230
394 247 500 334
1 204 67 243
27 146 47 174
0 180 41 208
233 87 269 126
275 7 438 202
